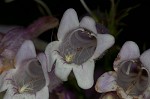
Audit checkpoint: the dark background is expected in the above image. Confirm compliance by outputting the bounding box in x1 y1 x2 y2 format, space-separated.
0 0 150 51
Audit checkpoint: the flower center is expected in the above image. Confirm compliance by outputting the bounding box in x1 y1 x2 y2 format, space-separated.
8 60 46 94
117 59 149 96
58 28 97 65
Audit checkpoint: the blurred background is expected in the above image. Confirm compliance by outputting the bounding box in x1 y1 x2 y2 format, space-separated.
0 0 150 48
0 0 150 99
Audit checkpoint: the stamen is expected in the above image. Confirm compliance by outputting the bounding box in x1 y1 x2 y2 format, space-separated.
126 62 132 75
64 52 76 63
10 77 44 94
125 67 143 95
59 27 96 64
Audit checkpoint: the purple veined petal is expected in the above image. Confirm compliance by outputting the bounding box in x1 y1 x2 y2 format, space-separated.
54 57 73 81
0 27 25 59
95 71 117 93
79 16 97 34
140 49 150 72
0 28 30 72
0 72 9 92
73 60 95 89
3 40 49 94
26 16 59 38
7 58 47 96
45 41 60 72
0 68 16 92
57 8 79 41
114 41 140 71
36 86 49 99
0 25 19 34
91 34 115 60
0 16 58 61
15 40 36 69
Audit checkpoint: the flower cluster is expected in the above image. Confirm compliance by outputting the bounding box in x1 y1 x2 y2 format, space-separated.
0 8 149 99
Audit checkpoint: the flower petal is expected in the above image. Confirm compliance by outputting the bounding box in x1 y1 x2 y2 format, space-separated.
15 40 36 68
114 41 140 71
0 25 18 34
91 34 115 59
3 89 14 99
26 16 59 38
73 60 95 89
0 72 7 92
0 68 17 92
140 49 150 72
45 41 60 72
36 86 49 99
3 88 36 99
80 16 97 34
24 95 35 99
37 53 49 86
55 57 73 81
57 8 79 41
95 71 117 93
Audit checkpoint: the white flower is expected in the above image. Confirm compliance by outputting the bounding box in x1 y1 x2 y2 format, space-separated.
0 16 58 92
95 41 150 99
1 40 50 99
45 8 115 89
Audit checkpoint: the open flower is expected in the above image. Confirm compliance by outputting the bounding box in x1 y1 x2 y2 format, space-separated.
95 41 150 99
45 8 115 89
0 16 58 91
1 40 50 99
0 16 58 74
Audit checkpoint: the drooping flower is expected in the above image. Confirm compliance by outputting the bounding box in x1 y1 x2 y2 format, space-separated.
45 8 115 89
0 16 58 90
1 40 50 99
95 41 150 99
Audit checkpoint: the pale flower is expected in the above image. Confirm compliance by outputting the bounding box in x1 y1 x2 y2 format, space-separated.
0 16 58 91
1 40 50 99
45 8 115 89
95 41 150 99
